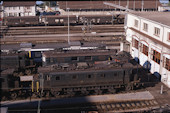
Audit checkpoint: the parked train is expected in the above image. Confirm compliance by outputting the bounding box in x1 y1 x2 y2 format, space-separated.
0 51 153 100
3 14 124 27
0 51 40 76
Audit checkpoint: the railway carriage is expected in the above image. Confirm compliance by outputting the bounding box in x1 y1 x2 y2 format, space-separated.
42 49 117 66
78 15 113 25
3 16 39 27
40 15 78 26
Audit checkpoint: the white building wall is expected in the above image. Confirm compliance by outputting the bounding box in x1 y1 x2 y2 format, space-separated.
163 27 170 45
3 6 36 17
125 13 170 88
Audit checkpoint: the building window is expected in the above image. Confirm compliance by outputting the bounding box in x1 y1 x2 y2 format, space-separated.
71 57 78 61
56 76 60 80
50 58 53 63
4 13 8 17
132 38 139 49
72 75 77 79
114 73 118 76
46 75 50 81
134 19 138 27
151 49 161 64
25 6 31 10
168 32 170 41
100 74 105 78
98 55 105 60
14 13 17 17
143 23 148 32
154 27 160 37
13 7 16 10
85 56 92 61
9 13 13 17
87 74 92 78
163 56 170 71
140 43 148 56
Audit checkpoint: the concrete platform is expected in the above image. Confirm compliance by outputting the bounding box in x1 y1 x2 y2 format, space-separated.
1 91 154 107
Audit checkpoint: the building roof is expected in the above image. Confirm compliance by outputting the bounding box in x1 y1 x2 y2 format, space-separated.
3 1 36 7
58 0 162 10
107 0 162 9
130 12 170 27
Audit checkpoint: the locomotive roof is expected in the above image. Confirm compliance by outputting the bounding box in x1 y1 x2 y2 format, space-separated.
42 49 116 57
1 69 15 75
38 60 135 74
38 51 134 73
0 51 27 56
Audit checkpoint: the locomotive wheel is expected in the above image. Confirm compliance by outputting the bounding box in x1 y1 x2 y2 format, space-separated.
67 91 75 96
25 69 31 75
18 72 24 76
81 90 89 95
126 84 133 91
11 92 17 100
13 72 18 77
51 91 60 97
1 96 7 101
94 90 102 95
45 91 50 97
108 89 116 94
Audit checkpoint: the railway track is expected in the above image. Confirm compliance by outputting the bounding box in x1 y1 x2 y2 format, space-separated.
1 25 124 36
6 100 159 113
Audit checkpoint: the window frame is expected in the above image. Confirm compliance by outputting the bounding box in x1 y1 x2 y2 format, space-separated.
154 27 160 37
140 43 148 56
71 56 79 61
134 19 138 28
85 56 92 61
100 74 105 78
56 76 60 80
143 23 148 32
72 75 78 80
132 38 139 49
168 32 170 41
151 48 161 64
163 56 170 71
87 74 92 79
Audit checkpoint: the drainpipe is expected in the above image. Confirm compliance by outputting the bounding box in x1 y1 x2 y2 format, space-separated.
159 26 164 81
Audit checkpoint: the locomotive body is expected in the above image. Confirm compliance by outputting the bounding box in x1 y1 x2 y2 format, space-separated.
38 57 141 97
42 49 116 66
0 51 36 76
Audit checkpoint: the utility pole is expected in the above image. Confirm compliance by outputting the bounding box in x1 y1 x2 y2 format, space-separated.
67 8 70 45
37 75 44 113
133 0 135 10
142 0 144 11
127 0 129 9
